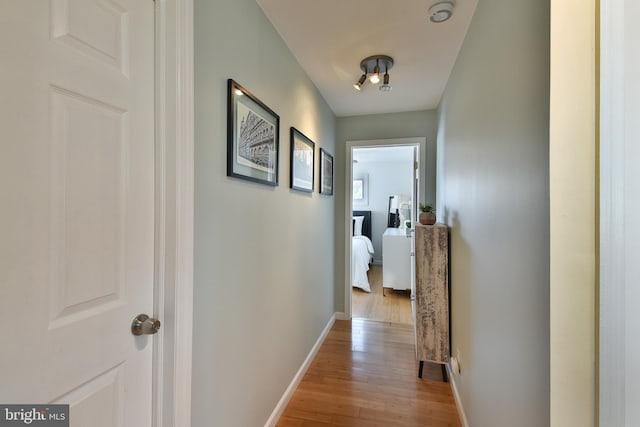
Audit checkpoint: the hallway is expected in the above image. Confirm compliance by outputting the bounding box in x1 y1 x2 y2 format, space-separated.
277 319 461 426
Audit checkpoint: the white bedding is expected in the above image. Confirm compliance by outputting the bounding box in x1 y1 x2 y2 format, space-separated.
352 235 375 292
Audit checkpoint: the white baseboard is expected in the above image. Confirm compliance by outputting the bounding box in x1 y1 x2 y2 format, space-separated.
264 313 337 427
447 364 470 427
334 312 349 321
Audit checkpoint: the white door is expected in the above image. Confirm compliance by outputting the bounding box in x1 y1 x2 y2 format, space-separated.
0 0 156 425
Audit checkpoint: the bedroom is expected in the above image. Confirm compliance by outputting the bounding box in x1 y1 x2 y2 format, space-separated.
350 145 417 325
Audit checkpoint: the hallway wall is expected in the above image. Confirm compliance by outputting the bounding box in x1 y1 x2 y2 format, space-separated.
193 0 336 425
436 0 550 425
600 1 639 425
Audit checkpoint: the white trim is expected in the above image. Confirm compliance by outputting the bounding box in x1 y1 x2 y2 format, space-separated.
153 1 194 427
447 364 470 427
264 314 337 427
599 0 626 424
344 138 427 318
334 312 349 321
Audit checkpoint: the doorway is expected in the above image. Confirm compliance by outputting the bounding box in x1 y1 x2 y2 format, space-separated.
344 138 427 322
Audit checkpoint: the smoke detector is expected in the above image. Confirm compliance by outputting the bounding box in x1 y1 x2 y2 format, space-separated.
428 0 455 23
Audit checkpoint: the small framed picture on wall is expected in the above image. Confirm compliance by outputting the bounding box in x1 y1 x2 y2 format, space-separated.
320 148 334 195
290 127 315 192
352 174 369 205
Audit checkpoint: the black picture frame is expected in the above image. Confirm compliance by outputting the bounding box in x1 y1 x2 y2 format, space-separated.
319 148 334 195
289 127 315 193
227 79 280 186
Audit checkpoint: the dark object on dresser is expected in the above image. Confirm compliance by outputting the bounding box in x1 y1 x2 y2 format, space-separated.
387 196 400 228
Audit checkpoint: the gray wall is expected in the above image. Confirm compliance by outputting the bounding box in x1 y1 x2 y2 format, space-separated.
193 0 336 425
335 110 438 311
599 1 638 425
436 0 550 426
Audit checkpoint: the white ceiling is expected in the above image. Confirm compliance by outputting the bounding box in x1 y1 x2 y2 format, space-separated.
256 0 478 117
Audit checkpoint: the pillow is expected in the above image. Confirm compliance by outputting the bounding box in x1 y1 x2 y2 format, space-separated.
353 216 365 237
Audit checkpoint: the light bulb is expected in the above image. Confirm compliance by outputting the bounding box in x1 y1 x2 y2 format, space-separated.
369 62 381 84
379 71 391 91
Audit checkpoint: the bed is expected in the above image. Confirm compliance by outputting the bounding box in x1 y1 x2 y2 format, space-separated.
352 210 375 292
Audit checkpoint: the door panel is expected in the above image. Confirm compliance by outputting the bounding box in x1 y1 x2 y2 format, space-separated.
49 87 127 324
51 0 129 74
0 1 155 425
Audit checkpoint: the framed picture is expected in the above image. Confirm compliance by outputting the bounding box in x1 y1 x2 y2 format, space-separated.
227 79 280 186
290 127 315 192
353 174 369 205
319 148 334 195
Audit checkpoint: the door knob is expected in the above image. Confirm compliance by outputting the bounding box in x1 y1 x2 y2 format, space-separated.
131 314 161 336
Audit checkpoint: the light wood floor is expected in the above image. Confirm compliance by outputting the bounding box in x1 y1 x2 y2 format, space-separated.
352 265 413 325
276 319 462 426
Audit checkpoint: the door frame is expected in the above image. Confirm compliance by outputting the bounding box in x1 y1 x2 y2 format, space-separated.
343 137 426 319
153 1 194 426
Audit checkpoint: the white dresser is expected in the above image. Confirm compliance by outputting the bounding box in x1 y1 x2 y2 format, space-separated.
382 228 412 292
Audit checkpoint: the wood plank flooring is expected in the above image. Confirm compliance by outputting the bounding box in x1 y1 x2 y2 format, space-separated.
276 319 461 427
352 265 413 325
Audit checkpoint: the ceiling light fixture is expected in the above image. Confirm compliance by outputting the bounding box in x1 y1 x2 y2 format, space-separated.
354 55 394 93
353 73 367 91
428 0 455 23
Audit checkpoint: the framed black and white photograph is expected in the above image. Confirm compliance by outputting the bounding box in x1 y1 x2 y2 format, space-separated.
320 148 334 195
227 79 280 186
290 127 315 192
